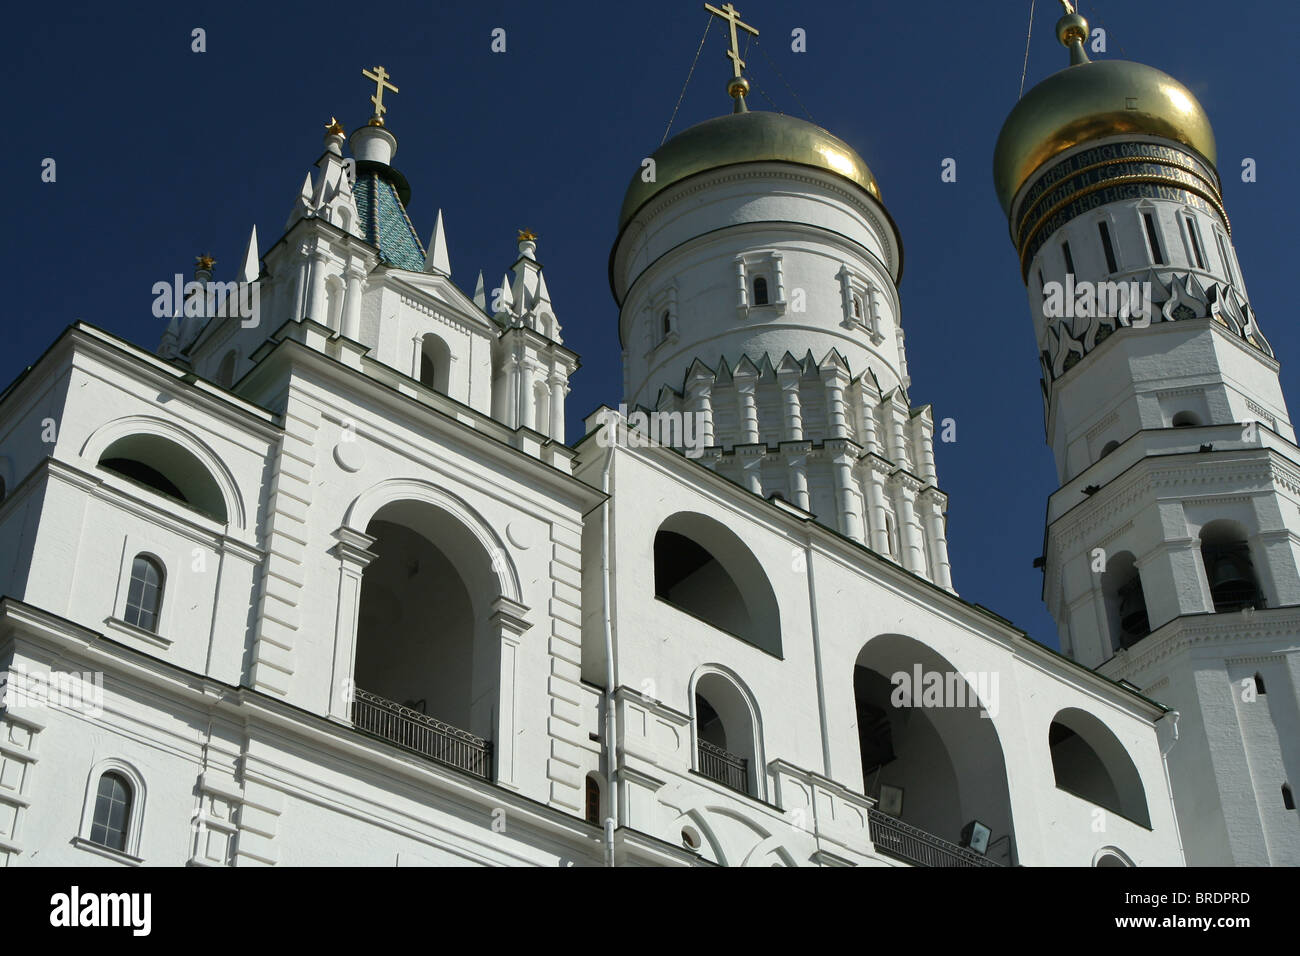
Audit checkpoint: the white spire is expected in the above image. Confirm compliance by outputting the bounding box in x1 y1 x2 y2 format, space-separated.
473 270 487 310
238 225 260 283
424 209 451 276
496 272 514 315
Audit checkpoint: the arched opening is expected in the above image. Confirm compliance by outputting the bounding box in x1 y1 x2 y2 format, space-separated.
661 310 671 340
852 294 864 320
1283 784 1295 811
97 434 228 524
692 670 760 798
418 334 452 394
854 634 1015 865
1049 707 1151 828
353 499 502 778
1099 440 1120 459
216 350 237 388
1171 410 1201 428
1095 849 1132 867
325 276 345 332
752 276 769 306
1200 519 1264 612
1101 552 1149 651
653 513 781 656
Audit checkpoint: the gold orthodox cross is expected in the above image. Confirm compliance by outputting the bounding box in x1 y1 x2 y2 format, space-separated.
703 2 758 80
362 65 399 124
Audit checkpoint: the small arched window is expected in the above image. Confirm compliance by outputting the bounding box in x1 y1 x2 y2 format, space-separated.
0 475 6 502
752 276 769 306
89 772 133 852
584 774 601 825
661 310 671 339
1255 673 1267 695
1284 784 1295 811
1171 411 1201 428
852 294 863 319
124 554 165 633
1100 440 1120 459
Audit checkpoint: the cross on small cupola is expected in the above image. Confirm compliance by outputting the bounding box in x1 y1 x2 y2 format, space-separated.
703 2 758 110
362 65 399 126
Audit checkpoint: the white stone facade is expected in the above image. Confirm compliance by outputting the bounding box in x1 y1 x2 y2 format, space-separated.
0 113 1188 868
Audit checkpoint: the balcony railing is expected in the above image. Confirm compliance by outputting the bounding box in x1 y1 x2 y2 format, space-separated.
351 687 492 780
697 739 748 794
868 808 1002 867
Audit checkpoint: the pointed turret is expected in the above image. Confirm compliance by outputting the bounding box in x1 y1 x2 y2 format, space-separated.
238 225 260 283
424 209 451 276
473 270 487 311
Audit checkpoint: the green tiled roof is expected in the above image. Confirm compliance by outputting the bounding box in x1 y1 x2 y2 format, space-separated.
354 173 426 272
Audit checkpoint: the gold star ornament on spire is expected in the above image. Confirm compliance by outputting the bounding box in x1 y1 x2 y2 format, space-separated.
362 65 399 126
325 116 345 136
703 2 758 80
518 229 537 241
196 254 216 271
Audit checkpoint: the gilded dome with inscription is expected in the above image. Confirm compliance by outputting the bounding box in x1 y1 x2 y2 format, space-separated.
993 12 1217 216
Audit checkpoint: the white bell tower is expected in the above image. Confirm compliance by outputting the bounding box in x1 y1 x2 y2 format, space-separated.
610 61 952 590
995 4 1300 865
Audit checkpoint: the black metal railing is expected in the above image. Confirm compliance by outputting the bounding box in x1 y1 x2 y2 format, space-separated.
351 687 492 780
697 739 748 794
867 808 1001 867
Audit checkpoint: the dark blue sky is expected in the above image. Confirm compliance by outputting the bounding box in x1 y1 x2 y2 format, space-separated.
5 0 1297 648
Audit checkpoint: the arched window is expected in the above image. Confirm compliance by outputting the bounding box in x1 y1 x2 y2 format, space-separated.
97 434 228 524
1049 708 1151 828
752 276 769 306
661 310 671 340
693 670 762 798
584 774 601 825
1284 784 1295 811
652 513 781 656
1200 520 1263 612
1099 440 1120 460
852 294 864 319
0 474 6 502
216 350 237 388
89 772 133 852
1254 672 1267 695
1171 411 1201 428
124 554 165 632
418 334 452 394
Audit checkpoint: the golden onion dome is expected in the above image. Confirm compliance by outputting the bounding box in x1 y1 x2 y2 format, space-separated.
993 11 1217 216
618 108 882 231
